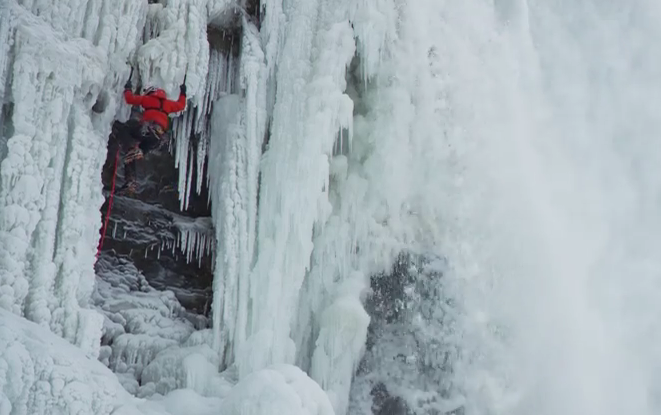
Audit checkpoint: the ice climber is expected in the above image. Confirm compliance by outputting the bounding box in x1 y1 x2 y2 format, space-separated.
113 78 187 195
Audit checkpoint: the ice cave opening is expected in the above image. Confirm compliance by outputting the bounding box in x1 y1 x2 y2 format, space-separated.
90 4 265 398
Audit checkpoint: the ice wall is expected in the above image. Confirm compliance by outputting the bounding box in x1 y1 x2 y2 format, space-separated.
5 0 661 415
202 8 360 411
2 0 351 413
299 1 453 412
240 0 356 370
1 0 470 413
0 0 145 356
198 2 444 415
205 0 445 413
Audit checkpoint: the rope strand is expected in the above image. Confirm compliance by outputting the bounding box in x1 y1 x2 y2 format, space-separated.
96 148 120 260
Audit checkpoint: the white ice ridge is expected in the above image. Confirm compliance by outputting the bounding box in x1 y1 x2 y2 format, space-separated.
134 0 240 211
0 0 145 355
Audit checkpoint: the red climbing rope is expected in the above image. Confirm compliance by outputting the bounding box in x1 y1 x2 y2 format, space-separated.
96 149 120 260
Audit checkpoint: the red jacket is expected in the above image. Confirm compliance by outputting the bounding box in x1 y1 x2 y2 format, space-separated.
124 89 186 130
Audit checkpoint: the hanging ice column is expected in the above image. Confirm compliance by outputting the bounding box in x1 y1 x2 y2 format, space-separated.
212 0 356 384
0 1 145 356
208 18 266 367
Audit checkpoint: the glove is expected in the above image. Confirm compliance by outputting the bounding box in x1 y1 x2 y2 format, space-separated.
124 79 132 90
180 83 187 95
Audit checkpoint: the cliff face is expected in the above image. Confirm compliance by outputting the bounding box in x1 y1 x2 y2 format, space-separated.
94 19 244 317
98 132 214 315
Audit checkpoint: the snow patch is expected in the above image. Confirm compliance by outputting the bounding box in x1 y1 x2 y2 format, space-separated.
220 364 336 415
94 255 206 389
0 308 132 415
140 344 231 398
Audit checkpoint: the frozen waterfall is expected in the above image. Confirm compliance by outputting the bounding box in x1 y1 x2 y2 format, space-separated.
2 0 661 415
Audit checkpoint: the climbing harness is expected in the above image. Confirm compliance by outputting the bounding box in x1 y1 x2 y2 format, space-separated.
96 148 120 260
141 120 165 138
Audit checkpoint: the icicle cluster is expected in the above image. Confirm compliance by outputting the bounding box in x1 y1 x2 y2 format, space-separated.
134 0 239 211
171 45 238 211
175 217 215 266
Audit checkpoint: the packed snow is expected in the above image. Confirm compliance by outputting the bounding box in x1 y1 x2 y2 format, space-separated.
93 254 205 394
3 0 661 414
0 303 328 415
0 308 133 415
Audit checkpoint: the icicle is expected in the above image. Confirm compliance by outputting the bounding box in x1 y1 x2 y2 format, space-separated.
173 110 193 210
185 147 194 210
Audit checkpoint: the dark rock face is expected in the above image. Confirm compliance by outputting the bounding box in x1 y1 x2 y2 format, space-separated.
0 102 13 159
349 253 465 415
371 382 412 415
96 123 214 316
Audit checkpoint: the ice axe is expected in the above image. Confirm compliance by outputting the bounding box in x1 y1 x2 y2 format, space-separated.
180 73 187 96
124 65 135 91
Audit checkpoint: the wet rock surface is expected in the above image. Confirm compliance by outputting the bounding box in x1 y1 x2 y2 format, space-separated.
349 253 464 415
93 19 243 319
96 129 214 316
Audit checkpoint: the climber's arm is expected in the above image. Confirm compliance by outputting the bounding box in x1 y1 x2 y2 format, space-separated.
163 83 187 113
124 89 144 106
163 93 186 113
